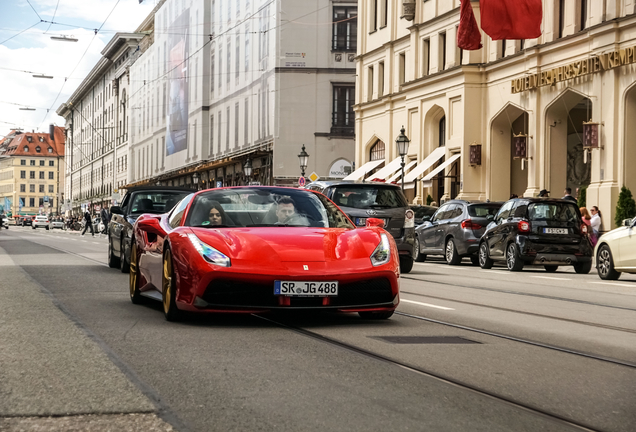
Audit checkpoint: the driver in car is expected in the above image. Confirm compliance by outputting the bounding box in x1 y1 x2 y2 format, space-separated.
275 197 309 225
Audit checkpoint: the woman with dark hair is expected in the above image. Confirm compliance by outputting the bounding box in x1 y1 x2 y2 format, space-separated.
590 206 602 246
207 200 230 226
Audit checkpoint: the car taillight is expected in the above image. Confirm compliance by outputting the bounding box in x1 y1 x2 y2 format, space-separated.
460 219 482 230
518 220 531 233
404 209 415 228
581 223 588 235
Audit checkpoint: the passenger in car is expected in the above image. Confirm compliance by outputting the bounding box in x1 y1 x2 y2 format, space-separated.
208 201 230 226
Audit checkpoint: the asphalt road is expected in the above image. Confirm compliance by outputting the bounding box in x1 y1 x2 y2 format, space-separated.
1 226 635 432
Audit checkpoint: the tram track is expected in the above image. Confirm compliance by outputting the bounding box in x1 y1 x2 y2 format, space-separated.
401 290 636 334
255 314 602 432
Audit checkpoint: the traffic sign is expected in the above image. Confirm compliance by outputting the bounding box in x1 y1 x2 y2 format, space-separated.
308 172 320 182
298 176 306 187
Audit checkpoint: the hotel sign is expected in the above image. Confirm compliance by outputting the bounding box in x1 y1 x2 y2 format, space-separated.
511 48 636 94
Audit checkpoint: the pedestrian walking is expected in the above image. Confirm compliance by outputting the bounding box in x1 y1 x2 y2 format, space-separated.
590 206 602 246
100 207 110 235
81 210 94 236
562 187 577 202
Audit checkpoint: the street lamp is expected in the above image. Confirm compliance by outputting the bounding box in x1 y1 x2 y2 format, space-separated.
243 157 252 184
51 35 78 42
395 126 410 192
298 145 309 178
192 172 200 191
32 74 54 79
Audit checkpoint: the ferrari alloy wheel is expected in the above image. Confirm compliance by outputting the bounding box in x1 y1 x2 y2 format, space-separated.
479 243 493 269
162 250 182 321
445 238 461 265
358 310 394 320
413 237 425 262
129 241 144 304
108 239 120 269
506 243 524 272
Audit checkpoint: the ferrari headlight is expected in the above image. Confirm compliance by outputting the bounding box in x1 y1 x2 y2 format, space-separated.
187 233 231 267
370 233 391 266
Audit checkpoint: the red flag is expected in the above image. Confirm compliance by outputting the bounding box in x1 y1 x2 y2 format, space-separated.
480 0 542 40
457 0 482 50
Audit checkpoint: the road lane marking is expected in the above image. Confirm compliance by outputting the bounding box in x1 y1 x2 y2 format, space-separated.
91 242 100 244
401 299 455 310
531 276 572 281
479 270 508 275
589 281 636 288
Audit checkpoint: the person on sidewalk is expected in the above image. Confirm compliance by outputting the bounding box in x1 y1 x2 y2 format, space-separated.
562 187 577 202
81 210 94 236
100 207 110 235
590 206 602 236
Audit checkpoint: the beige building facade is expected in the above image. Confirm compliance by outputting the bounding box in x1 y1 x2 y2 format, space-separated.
355 0 636 229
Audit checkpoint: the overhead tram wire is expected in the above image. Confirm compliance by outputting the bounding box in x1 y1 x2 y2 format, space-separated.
26 0 43 21
37 0 122 129
44 0 61 33
0 21 41 46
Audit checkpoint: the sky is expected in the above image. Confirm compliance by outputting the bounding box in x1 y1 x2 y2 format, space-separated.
0 0 157 138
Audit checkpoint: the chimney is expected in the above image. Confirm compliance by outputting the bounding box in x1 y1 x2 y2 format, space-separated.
49 124 55 141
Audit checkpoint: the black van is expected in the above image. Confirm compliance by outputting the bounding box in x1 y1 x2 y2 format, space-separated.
478 198 593 273
306 181 416 273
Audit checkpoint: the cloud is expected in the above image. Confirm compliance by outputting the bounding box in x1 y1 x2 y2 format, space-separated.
1 0 155 136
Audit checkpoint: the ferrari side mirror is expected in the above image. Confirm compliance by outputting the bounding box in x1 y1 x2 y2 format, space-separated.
137 215 164 236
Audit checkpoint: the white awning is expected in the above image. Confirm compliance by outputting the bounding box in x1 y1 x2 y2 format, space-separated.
387 160 417 182
421 153 461 181
402 147 446 183
365 157 402 181
342 159 384 180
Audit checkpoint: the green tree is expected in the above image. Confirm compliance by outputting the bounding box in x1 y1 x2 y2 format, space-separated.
615 186 636 228
426 194 433 205
577 185 587 208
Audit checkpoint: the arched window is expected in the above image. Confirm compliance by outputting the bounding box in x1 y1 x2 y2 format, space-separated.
35 146 41 153
438 116 446 147
369 140 385 161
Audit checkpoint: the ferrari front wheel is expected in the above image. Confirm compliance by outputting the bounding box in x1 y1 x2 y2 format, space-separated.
358 310 394 320
162 250 182 321
129 241 144 304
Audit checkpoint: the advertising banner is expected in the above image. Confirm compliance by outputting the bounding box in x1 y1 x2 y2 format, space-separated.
166 8 190 156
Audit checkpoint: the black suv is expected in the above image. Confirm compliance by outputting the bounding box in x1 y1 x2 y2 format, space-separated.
478 198 593 273
108 186 193 272
306 180 415 272
414 200 503 265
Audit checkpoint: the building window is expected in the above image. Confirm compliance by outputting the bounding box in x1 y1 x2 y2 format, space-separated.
558 0 565 38
501 39 507 58
210 47 215 93
378 61 384 97
30 184 35 193
226 106 230 150
370 0 377 32
39 171 44 179
332 85 355 135
24 146 29 152
367 66 374 101
235 102 239 147
39 198 43 207
35 146 41 153
20 184 25 192
30 171 35 179
226 39 231 86
218 110 222 153
49 172 54 180
244 98 249 145
29 198 35 207
30 160 35 165
399 52 406 84
210 114 214 155
49 160 54 166
381 0 388 27
49 185 54 193
370 140 385 161
20 159 25 165
48 147 53 153
26 136 32 143
333 6 357 51
439 32 446 71
580 0 588 31
439 116 446 147
422 39 430 76
20 171 25 179
235 35 240 82
39 185 45 193
40 160 44 166
245 24 250 72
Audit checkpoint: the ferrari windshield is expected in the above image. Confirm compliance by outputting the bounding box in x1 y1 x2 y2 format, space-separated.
185 188 354 228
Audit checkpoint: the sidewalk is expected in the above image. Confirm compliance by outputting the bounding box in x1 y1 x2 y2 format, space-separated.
0 242 174 431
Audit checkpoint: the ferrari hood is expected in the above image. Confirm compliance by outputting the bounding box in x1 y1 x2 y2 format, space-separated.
189 227 382 263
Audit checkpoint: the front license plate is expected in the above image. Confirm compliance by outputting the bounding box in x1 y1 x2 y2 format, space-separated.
544 228 568 234
274 281 338 296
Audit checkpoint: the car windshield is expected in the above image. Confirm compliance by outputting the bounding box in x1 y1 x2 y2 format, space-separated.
330 186 407 209
528 202 579 223
412 206 436 219
130 191 191 214
184 188 354 228
468 204 502 218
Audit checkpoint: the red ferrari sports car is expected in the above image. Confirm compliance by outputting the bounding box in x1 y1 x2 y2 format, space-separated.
129 186 400 321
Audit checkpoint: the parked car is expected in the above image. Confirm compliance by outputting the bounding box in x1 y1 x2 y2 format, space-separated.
413 200 503 264
19 216 33 227
410 205 437 226
305 180 415 273
1 214 8 229
32 215 50 230
595 216 636 280
108 186 193 272
478 198 593 273
49 217 65 230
